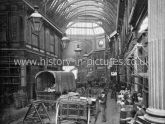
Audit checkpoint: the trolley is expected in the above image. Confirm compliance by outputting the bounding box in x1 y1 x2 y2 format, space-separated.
55 94 91 124
35 71 76 106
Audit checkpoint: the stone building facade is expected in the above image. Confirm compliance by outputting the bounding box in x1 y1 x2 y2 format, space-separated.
0 0 63 106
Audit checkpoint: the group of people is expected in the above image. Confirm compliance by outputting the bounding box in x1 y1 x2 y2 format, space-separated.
117 88 146 124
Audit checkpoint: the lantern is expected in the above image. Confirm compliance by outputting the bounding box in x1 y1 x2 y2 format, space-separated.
74 44 82 56
62 36 70 48
29 6 43 32
83 52 88 58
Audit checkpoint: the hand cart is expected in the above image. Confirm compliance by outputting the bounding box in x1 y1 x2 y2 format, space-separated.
55 95 91 124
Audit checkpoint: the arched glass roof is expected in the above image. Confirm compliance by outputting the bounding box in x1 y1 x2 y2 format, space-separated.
66 22 105 35
23 0 118 60
23 0 118 35
68 22 100 28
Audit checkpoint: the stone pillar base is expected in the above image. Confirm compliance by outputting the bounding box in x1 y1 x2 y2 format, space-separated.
144 108 165 124
135 116 151 124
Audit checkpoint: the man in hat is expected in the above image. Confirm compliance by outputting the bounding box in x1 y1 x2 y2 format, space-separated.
100 90 107 122
94 90 107 124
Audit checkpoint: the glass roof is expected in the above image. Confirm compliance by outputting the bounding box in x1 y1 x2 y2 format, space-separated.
66 22 104 35
68 22 99 28
23 0 117 34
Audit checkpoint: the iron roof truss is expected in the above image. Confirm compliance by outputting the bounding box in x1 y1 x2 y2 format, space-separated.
25 0 117 34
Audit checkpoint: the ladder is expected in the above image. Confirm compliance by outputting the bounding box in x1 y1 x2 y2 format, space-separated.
23 100 51 124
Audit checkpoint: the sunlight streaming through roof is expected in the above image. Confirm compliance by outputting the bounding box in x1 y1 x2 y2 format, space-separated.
70 22 98 28
66 22 104 35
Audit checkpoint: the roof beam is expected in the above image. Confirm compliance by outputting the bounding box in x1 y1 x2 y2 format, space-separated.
65 10 114 25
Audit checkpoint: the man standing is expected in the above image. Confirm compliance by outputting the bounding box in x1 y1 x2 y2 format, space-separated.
99 90 107 122
94 90 107 124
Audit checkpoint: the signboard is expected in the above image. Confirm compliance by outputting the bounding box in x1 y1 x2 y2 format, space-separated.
111 72 117 76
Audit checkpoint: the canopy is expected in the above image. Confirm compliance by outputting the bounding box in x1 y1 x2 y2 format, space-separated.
35 71 76 93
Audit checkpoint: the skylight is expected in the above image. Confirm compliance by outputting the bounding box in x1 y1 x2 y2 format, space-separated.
66 22 104 35
70 22 98 28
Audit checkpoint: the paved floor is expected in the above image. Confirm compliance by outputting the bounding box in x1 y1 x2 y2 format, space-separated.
91 92 120 124
10 91 120 124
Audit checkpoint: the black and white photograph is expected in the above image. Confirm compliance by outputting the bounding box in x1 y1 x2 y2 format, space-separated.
0 0 165 124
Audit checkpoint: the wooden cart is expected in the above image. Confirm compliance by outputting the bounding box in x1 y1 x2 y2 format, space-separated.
35 71 76 107
55 95 91 124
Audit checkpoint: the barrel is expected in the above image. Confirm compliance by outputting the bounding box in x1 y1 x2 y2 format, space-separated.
120 105 133 124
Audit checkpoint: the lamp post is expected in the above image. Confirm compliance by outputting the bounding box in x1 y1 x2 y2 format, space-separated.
83 52 88 87
27 6 43 100
74 44 82 56
62 35 70 49
74 44 82 83
74 44 82 67
116 33 120 94
29 6 43 33
83 52 88 59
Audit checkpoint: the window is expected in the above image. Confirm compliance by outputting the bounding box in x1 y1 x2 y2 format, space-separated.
31 32 38 47
45 29 50 51
11 16 18 41
50 34 54 53
55 35 59 55
39 27 45 49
